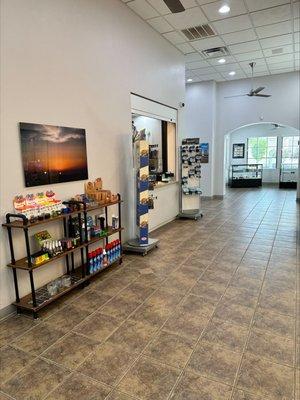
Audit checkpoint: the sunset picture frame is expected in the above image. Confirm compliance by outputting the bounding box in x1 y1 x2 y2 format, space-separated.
20 122 88 187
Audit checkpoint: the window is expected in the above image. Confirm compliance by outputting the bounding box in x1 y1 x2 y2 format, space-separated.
247 137 277 169
281 136 299 169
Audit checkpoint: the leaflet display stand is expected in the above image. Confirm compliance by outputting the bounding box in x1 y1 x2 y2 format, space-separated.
178 138 203 220
123 129 159 256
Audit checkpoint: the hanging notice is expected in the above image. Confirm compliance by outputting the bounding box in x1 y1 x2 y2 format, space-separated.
200 143 209 163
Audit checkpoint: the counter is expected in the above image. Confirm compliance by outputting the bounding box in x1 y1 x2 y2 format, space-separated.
149 181 179 231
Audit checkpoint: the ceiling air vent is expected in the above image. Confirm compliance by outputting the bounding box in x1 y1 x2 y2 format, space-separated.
181 24 215 41
201 46 230 59
272 47 283 55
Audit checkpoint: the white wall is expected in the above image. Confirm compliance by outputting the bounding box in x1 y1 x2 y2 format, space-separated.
185 81 216 197
216 72 300 195
228 123 299 183
186 72 300 196
0 0 185 311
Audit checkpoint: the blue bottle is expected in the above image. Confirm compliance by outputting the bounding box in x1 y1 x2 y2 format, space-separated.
88 253 94 274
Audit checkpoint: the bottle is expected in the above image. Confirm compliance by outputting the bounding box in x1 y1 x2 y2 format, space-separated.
116 240 119 258
112 215 118 230
103 249 108 267
114 241 117 260
109 244 113 262
48 242 54 258
109 244 113 263
99 248 103 269
88 252 94 274
118 239 122 258
93 251 98 273
111 242 115 261
96 249 101 271
106 244 110 264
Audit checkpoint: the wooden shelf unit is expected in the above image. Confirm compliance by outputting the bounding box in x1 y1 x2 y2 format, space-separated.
13 257 122 313
2 195 123 318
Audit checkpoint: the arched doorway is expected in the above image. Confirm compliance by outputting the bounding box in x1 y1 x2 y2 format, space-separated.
224 122 299 196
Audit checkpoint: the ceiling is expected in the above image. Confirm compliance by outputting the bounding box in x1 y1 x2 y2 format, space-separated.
123 0 300 82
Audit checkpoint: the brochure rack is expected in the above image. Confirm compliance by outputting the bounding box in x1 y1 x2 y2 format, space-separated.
123 130 159 256
178 139 203 220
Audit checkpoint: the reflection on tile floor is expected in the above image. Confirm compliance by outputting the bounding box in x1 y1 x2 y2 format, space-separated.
0 187 299 400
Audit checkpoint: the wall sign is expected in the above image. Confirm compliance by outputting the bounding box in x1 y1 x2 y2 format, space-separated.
200 143 209 163
232 143 245 159
20 122 88 187
182 138 200 145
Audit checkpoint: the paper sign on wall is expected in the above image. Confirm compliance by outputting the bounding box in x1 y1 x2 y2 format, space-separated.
200 143 209 163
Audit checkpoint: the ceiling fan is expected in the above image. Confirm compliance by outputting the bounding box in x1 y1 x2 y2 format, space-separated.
163 0 185 13
270 123 285 130
225 62 272 98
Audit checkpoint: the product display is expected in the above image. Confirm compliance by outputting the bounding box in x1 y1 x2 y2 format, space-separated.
279 165 298 189
3 193 123 319
123 128 159 256
13 191 65 222
88 240 121 274
178 138 203 220
84 177 118 204
229 164 263 187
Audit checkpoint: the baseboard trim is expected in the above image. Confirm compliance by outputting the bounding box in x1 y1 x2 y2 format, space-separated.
202 195 224 200
262 182 278 186
149 215 177 233
0 304 15 321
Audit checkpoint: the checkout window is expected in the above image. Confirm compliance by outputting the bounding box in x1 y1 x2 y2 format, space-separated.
132 114 176 184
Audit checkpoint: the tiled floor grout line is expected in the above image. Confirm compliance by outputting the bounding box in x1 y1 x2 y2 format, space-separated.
122 190 296 400
229 191 289 399
1 188 298 400
0 266 145 388
37 249 195 400
166 189 274 400
2 257 163 390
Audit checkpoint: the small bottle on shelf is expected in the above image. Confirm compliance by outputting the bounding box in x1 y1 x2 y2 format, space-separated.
103 249 108 267
88 252 94 274
111 241 116 261
93 251 98 273
106 244 111 264
99 248 103 269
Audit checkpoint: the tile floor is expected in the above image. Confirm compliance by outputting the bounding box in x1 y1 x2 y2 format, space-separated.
0 187 299 400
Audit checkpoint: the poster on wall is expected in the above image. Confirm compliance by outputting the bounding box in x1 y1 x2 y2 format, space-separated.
200 143 209 163
20 122 88 187
232 143 245 159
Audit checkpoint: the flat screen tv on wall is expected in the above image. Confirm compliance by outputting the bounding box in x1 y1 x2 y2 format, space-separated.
20 122 88 187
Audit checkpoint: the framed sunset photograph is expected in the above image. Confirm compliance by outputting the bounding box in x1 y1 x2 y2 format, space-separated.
20 122 88 187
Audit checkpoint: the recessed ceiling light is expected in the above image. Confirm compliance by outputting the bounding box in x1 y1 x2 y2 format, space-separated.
218 4 230 14
187 78 193 82
218 58 226 64
229 71 236 76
